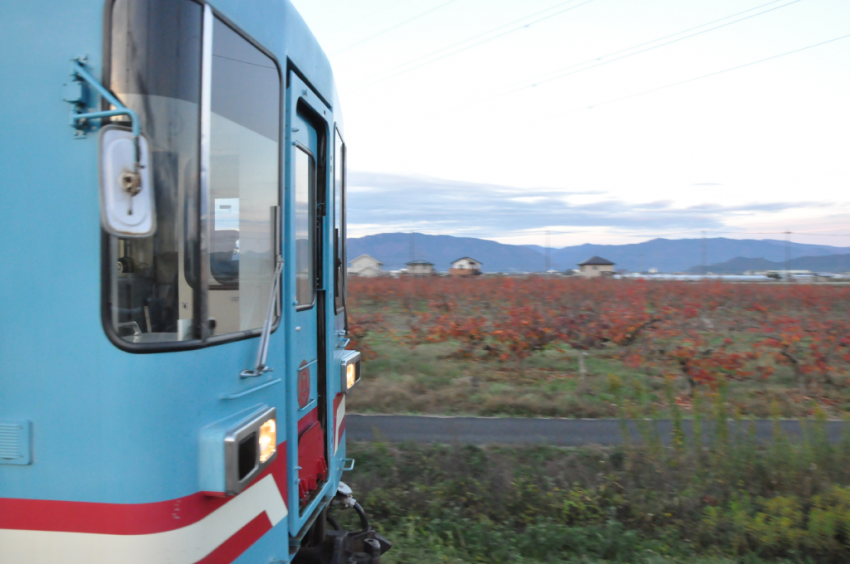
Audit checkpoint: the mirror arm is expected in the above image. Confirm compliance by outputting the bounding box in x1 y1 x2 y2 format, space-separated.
67 58 141 164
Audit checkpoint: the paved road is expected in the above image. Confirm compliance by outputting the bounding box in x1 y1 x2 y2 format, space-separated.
347 414 848 446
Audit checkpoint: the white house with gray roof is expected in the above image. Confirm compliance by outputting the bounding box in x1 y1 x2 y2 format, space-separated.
578 256 615 278
450 257 482 276
348 254 384 277
406 259 435 275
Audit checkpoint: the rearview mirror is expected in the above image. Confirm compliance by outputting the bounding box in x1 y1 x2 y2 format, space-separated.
99 126 155 237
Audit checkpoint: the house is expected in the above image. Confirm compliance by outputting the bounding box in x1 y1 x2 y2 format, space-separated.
348 254 384 277
578 256 615 278
406 259 435 275
449 257 482 276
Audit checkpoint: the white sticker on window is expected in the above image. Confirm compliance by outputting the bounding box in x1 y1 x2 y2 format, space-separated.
214 198 240 231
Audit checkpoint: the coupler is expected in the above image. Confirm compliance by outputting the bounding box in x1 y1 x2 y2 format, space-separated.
293 483 392 564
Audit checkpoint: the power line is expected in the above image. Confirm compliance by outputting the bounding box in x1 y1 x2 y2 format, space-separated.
353 0 595 89
334 0 461 55
328 0 410 36
505 0 787 88
462 0 800 108
524 31 850 122
355 0 585 84
570 32 850 112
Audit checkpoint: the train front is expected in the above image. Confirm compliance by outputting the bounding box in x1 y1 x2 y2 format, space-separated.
0 1 389 563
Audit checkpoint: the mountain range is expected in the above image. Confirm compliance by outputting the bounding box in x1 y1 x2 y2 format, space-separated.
347 233 850 273
687 254 850 274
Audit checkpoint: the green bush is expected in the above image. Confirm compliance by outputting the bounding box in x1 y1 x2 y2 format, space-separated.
341 415 850 563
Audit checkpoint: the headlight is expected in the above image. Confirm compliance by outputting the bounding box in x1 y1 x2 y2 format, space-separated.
200 405 278 496
339 350 361 393
346 363 356 389
258 419 276 463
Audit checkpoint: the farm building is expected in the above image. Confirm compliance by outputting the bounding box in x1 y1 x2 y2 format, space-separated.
449 257 482 276
348 254 384 277
578 256 615 278
406 259 435 275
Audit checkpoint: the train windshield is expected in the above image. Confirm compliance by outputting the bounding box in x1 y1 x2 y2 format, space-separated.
107 0 280 347
207 18 280 335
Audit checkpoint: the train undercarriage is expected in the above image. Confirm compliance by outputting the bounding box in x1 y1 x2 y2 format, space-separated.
293 483 392 564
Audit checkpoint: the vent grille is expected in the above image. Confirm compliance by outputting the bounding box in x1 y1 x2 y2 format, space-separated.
0 421 31 465
0 423 22 460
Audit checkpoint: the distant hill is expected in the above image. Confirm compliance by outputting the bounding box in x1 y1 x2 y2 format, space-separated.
549 238 850 273
348 233 548 272
347 233 850 273
688 254 850 274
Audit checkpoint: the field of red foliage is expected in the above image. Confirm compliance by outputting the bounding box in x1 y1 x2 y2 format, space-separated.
347 276 850 416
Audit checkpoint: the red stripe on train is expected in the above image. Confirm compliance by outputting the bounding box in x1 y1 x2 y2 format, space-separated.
0 443 287 535
196 512 273 564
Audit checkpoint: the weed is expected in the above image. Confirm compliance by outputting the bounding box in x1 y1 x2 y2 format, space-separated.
341 415 850 562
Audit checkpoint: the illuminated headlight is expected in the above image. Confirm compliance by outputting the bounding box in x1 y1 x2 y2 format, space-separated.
346 363 355 389
339 350 361 393
200 405 277 497
258 419 276 463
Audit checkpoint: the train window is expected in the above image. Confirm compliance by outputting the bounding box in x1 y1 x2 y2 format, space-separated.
333 129 346 313
295 147 316 308
207 17 280 335
106 0 281 348
107 0 203 344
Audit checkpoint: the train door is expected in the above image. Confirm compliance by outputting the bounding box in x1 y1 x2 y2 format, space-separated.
287 76 331 525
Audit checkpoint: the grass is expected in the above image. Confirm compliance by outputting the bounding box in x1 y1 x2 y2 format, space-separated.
348 331 850 419
337 407 850 563
377 545 754 564
337 279 850 561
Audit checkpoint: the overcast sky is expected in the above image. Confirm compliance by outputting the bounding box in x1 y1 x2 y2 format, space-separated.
290 0 850 248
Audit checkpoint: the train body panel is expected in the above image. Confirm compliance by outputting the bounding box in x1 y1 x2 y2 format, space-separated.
0 1 358 562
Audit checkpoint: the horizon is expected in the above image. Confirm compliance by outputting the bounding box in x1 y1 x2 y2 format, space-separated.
348 231 850 252
346 231 850 274
292 0 850 249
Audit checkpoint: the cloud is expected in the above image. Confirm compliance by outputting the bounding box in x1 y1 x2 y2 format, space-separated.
347 172 824 238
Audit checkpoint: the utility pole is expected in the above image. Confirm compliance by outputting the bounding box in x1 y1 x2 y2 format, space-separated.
409 231 416 303
545 230 550 273
701 230 707 274
783 231 791 282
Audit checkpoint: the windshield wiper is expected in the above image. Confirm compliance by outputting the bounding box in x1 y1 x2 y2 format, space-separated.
241 255 283 378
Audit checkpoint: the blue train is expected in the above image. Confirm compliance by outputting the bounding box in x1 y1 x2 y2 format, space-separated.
0 1 390 562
